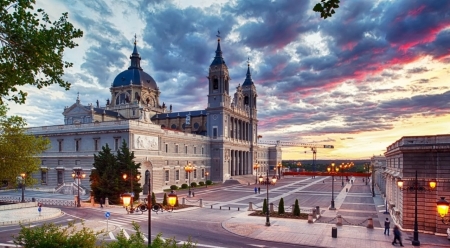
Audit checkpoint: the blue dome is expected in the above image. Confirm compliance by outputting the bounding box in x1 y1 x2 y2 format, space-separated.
112 42 158 89
112 69 157 89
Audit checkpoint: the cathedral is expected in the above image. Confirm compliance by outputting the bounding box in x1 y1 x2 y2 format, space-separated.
27 36 282 194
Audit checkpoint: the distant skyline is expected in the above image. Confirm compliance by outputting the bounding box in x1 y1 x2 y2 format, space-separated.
8 0 450 160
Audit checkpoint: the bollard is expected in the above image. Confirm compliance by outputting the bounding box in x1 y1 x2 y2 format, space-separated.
332 227 337 238
229 207 230 210
74 195 78 206
336 215 343 226
270 203 274 213
346 188 348 192
105 197 109 207
316 206 321 217
291 205 295 214
182 198 186 206
238 207 240 211
211 205 213 209
367 218 374 228
220 206 222 210
312 209 316 217
308 214 314 223
199 199 203 208
248 202 254 211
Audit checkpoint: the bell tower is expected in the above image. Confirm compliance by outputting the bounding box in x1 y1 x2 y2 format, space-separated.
207 33 231 109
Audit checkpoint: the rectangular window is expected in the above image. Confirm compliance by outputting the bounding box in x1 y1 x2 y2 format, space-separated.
58 140 63 152
175 145 179 153
75 160 80 165
165 144 168 153
194 169 197 179
57 170 64 184
397 158 400 168
185 171 189 180
213 127 218 139
202 169 205 178
176 170 180 180
58 160 62 165
41 170 47 184
201 147 204 154
114 138 120 151
185 146 188 154
75 140 80 152
194 147 197 154
165 170 169 181
94 139 99 151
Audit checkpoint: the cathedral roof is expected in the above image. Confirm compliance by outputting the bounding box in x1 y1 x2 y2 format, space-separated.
210 37 226 66
152 110 207 120
242 61 254 86
112 42 158 90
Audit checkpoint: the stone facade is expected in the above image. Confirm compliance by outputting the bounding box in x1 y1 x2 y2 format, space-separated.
384 134 450 235
27 37 281 194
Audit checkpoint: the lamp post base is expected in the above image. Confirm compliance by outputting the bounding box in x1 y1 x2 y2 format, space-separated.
329 200 336 210
265 221 271 226
412 240 420 246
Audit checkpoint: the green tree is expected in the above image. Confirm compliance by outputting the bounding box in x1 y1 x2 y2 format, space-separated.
152 192 157 205
0 105 49 186
293 199 300 216
278 198 285 214
90 144 120 204
0 0 83 105
262 198 268 214
162 193 167 206
13 221 100 248
313 0 340 19
116 140 142 202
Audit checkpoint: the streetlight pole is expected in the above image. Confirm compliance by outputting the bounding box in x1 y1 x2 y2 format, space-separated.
253 163 259 184
184 162 194 197
340 164 344 187
72 169 85 208
327 163 339 210
265 169 277 226
147 170 151 246
123 172 141 211
205 171 209 188
20 173 26 203
371 163 375 197
276 162 282 180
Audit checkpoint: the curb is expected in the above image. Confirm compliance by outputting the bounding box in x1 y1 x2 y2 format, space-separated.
0 209 63 226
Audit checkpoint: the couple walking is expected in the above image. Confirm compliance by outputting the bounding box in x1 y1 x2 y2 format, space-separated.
384 218 403 246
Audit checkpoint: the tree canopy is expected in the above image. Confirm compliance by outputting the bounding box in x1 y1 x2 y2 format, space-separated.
313 0 340 19
0 0 83 105
0 105 50 186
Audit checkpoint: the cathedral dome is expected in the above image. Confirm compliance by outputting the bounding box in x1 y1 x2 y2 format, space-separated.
112 42 158 90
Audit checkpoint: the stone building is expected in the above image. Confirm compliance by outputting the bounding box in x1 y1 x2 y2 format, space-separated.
27 37 281 195
384 134 450 235
371 155 387 197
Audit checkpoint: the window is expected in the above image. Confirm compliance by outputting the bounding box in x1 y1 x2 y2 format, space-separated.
57 170 64 184
165 170 169 181
201 147 204 154
194 147 197 154
185 171 189 180
75 139 80 152
202 169 205 178
185 146 188 154
165 144 168 153
176 170 180 180
213 78 218 89
114 138 120 151
75 160 80 165
58 160 62 165
398 158 400 168
58 140 63 152
194 169 197 179
171 124 177 129
213 127 218 139
94 139 99 151
41 170 47 184
175 145 179 153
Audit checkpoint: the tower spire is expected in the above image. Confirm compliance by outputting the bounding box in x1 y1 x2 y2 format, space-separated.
210 30 225 66
129 34 142 70
243 57 254 86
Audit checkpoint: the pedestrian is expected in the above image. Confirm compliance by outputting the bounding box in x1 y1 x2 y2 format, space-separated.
258 187 261 194
384 218 390 235
392 225 404 246
100 198 104 208
192 191 195 197
254 187 257 194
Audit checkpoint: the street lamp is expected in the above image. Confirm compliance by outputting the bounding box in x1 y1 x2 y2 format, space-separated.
123 172 141 211
327 163 339 210
437 197 450 224
253 163 260 184
339 163 345 187
184 162 195 197
397 171 437 246
205 171 209 188
72 169 86 207
20 173 26 203
265 169 277 226
276 162 282 179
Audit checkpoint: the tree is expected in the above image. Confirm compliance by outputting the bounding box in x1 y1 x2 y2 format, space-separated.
0 0 83 105
313 0 340 19
278 198 285 214
90 144 120 204
262 198 268 214
0 105 49 186
152 192 157 205
162 193 167 206
116 140 142 202
293 199 301 216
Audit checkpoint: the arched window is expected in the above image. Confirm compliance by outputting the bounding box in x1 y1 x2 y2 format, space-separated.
171 124 177 129
213 78 219 90
244 96 249 105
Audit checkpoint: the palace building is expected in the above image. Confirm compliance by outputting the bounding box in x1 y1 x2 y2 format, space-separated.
27 37 281 195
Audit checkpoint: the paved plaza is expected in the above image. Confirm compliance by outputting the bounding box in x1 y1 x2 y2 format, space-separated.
1 175 450 247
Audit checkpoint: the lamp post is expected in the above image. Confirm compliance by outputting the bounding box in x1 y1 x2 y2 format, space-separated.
264 169 277 226
123 172 141 211
339 163 345 187
253 163 260 184
327 162 339 210
437 197 450 224
184 162 194 197
20 173 26 203
147 170 151 245
276 162 282 180
205 171 209 188
397 171 437 246
71 169 86 207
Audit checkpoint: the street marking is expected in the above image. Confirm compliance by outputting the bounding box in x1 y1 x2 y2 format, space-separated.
109 232 115 240
122 228 130 239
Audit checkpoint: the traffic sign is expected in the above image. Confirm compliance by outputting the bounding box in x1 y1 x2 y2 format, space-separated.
105 212 110 218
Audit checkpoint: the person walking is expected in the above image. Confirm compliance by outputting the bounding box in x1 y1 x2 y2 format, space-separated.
384 218 390 235
100 198 104 208
392 225 404 246
254 187 257 194
258 187 261 194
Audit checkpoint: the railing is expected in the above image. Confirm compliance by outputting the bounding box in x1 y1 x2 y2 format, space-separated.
0 196 76 207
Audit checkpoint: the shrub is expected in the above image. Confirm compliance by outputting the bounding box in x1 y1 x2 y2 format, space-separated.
181 183 188 189
151 192 157 205
278 198 285 214
199 181 205 186
262 198 268 214
170 185 178 190
293 199 300 216
190 182 197 187
206 180 212 185
162 193 167 206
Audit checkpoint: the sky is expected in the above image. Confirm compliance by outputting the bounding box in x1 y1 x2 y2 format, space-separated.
7 0 450 160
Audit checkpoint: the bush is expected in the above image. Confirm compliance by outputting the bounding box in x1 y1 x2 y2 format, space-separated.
206 180 212 185
152 192 157 205
278 198 285 214
162 193 167 206
181 184 188 189
293 199 300 216
170 185 178 190
199 182 205 186
190 182 197 187
262 198 268 214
